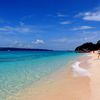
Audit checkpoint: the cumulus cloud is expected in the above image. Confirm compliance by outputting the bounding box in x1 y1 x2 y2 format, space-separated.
75 9 100 21
72 26 95 30
34 39 45 44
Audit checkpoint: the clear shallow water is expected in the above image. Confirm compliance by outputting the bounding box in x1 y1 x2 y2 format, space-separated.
0 51 81 100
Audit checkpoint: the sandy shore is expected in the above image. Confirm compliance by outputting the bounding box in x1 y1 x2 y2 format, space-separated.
8 52 100 100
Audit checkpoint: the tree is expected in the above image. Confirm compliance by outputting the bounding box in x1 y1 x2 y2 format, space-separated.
75 42 96 52
96 40 100 50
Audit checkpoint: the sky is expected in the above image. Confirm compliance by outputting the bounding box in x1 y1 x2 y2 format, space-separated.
0 0 100 50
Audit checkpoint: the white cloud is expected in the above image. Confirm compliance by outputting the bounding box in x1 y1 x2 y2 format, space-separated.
60 21 71 25
72 26 95 30
75 9 100 21
34 39 45 44
83 11 100 21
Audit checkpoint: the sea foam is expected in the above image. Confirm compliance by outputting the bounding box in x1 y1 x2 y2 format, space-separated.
72 61 90 77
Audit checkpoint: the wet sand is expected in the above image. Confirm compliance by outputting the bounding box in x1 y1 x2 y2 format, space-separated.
8 52 100 100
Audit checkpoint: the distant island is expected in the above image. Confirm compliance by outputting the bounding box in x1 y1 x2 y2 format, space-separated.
75 40 100 53
0 47 52 51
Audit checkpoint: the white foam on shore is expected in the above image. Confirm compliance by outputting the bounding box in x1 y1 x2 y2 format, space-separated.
72 61 91 77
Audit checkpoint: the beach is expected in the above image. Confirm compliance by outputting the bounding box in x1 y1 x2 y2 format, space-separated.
7 52 100 100
0 0 100 99
0 51 80 100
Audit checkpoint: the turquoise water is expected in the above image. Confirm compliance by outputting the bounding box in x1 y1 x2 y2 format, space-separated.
0 51 81 100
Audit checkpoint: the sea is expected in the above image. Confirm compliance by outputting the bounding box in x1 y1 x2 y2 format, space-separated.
0 51 82 100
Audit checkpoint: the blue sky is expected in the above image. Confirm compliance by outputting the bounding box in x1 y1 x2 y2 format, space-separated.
0 0 100 50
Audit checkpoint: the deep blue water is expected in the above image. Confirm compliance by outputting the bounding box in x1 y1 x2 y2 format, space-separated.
0 51 81 100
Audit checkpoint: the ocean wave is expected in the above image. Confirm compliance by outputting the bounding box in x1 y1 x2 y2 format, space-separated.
72 61 91 77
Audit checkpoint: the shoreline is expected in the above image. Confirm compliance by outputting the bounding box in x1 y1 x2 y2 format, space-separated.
8 53 96 100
